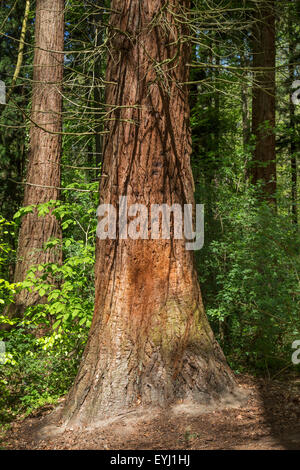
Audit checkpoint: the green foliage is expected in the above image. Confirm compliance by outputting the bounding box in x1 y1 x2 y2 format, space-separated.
196 185 300 372
23 236 95 332
0 217 19 307
0 197 97 424
0 327 83 423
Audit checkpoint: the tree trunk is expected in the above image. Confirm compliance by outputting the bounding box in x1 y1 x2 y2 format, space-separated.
288 12 298 225
9 0 64 317
251 0 276 202
241 40 250 154
94 6 103 177
61 0 237 427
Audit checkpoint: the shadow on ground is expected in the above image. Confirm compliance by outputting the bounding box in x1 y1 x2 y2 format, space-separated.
257 374 300 450
1 374 300 450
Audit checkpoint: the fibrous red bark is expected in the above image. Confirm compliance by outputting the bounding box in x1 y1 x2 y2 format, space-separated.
251 1 276 201
11 0 64 316
61 0 238 426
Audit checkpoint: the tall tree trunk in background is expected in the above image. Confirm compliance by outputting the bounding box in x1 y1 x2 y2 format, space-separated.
61 0 238 427
251 0 276 203
214 44 220 166
94 5 103 178
9 0 64 318
288 12 298 225
241 40 250 155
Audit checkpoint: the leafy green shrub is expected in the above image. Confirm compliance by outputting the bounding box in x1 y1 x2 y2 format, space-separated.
0 197 97 424
197 186 300 372
0 217 19 309
0 327 83 423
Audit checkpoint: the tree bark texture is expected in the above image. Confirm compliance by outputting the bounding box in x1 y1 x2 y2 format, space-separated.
11 0 64 316
251 1 276 202
62 0 237 426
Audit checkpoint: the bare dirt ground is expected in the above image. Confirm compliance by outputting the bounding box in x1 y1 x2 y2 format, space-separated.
1 375 300 450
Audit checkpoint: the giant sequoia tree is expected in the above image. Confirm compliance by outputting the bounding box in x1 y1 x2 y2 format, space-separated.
10 0 64 316
251 0 276 201
61 0 238 426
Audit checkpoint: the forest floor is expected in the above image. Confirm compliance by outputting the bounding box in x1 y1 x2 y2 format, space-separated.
1 374 300 450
